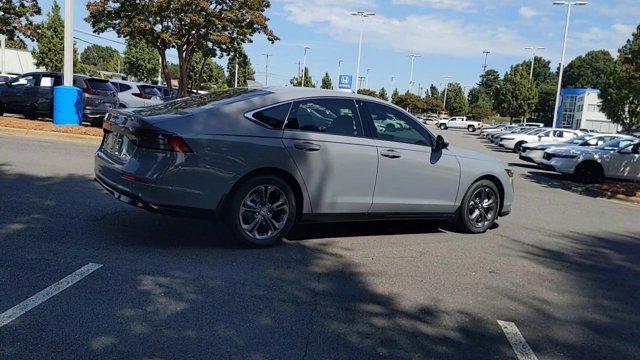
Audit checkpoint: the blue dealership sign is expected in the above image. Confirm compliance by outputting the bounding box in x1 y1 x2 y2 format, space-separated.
338 75 353 90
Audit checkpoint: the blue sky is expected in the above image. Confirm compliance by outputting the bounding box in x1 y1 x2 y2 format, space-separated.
40 0 639 93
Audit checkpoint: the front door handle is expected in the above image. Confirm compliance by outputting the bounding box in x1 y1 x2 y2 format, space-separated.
294 142 321 152
380 149 401 159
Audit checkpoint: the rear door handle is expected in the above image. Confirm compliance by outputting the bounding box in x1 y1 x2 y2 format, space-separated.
380 149 401 159
294 142 321 152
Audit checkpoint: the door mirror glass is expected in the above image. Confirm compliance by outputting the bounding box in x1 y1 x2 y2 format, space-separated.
433 135 449 152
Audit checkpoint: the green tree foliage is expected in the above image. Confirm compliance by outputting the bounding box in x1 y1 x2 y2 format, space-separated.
188 52 226 91
290 67 314 87
378 87 389 101
600 25 640 130
478 69 501 93
468 87 494 121
393 92 443 114
80 44 120 71
496 66 538 120
123 39 159 82
428 84 440 100
32 2 68 72
226 48 255 88
0 0 41 46
320 72 332 89
444 83 468 116
391 88 400 103
86 0 278 97
562 50 616 90
357 89 378 98
512 56 554 86
534 77 558 124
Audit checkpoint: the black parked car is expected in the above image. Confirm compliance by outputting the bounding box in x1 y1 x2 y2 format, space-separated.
0 72 119 126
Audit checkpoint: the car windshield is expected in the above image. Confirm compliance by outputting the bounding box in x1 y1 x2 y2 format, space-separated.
139 85 161 97
597 138 638 151
527 129 546 135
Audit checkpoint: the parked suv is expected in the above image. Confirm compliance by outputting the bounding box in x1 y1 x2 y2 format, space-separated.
0 72 118 126
110 80 163 108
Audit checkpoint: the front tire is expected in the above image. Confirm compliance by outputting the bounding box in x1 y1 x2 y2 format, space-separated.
513 141 526 153
439 124 448 130
458 180 500 234
226 175 297 247
573 162 604 184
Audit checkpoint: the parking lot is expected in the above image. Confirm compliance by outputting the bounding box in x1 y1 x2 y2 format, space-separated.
1 128 639 359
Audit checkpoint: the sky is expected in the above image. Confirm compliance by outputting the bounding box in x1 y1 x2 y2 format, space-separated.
39 0 639 93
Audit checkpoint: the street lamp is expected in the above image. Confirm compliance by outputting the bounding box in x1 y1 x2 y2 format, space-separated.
408 53 421 93
301 46 310 87
482 50 491 73
442 76 453 117
524 46 546 81
352 11 375 93
365 68 372 89
262 53 272 86
0 35 6 75
552 1 588 127
336 59 343 90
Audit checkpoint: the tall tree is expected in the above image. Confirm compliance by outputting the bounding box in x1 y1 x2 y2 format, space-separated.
562 50 616 90
290 67 314 87
512 56 554 86
600 25 640 130
534 77 558 124
226 48 255 88
391 88 400 104
320 72 332 89
80 44 120 70
378 87 389 101
0 0 41 48
428 84 440 100
394 92 426 113
32 1 68 72
496 66 538 120
357 89 378 98
188 53 226 91
123 39 158 82
86 0 278 97
444 83 468 116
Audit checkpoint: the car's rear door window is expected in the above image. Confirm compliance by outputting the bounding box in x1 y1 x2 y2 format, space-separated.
285 98 363 137
251 102 291 129
365 101 432 146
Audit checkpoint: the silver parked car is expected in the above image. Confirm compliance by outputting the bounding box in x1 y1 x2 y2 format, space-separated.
95 88 514 247
109 80 163 109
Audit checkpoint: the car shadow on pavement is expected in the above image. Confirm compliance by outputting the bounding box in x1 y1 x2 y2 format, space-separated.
0 164 517 359
504 231 640 359
508 162 541 170
288 220 445 241
524 170 614 201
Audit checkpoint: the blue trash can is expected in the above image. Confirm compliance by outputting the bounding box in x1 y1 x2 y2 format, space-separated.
53 86 84 126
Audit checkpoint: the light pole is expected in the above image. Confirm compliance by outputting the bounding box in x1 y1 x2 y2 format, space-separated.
365 68 372 89
0 35 5 75
262 53 272 86
482 50 491 73
301 46 310 87
524 46 546 81
336 59 343 90
552 1 588 127
408 53 421 93
352 11 375 93
442 76 452 117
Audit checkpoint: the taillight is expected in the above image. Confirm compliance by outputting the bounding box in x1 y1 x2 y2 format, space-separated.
132 131 193 153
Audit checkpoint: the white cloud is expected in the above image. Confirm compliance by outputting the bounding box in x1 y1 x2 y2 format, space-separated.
572 23 635 54
280 0 527 57
392 0 473 11
518 6 545 19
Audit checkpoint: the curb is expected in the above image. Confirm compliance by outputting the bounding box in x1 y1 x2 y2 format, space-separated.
0 126 102 145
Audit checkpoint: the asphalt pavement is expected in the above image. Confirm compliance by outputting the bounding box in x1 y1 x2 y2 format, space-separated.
0 129 638 359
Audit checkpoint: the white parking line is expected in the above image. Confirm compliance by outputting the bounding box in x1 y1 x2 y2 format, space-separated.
498 320 538 360
0 263 102 327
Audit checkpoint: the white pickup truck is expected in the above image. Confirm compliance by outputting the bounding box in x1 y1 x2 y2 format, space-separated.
436 116 483 132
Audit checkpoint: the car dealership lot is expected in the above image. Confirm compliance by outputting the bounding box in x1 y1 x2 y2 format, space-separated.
1 131 639 359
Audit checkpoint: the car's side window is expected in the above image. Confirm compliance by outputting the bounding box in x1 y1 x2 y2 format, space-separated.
365 101 431 146
251 102 291 129
285 98 363 137
9 75 37 87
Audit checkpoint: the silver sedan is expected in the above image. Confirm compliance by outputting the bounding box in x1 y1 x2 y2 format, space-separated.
95 87 514 247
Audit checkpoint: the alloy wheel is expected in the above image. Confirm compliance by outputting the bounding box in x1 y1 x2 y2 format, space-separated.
239 184 290 240
467 186 498 229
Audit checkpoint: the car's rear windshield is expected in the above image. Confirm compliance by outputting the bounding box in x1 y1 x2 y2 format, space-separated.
86 79 115 91
139 85 161 96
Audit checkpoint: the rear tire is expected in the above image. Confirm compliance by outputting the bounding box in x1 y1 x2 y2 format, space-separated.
573 162 604 184
439 124 448 130
467 125 476 132
226 175 297 248
457 180 500 234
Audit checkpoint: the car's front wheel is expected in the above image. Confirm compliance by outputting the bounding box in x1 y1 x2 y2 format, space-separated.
458 180 500 233
439 124 448 130
513 141 526 153
226 175 297 247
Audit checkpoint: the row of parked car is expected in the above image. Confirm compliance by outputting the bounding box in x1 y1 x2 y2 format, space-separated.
479 123 640 183
0 71 179 126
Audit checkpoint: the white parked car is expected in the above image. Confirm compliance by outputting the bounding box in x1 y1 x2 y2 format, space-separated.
437 116 483 132
499 128 581 153
109 80 163 109
481 124 517 138
519 134 623 165
540 137 640 182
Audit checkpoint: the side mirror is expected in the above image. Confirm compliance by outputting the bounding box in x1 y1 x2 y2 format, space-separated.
433 134 449 152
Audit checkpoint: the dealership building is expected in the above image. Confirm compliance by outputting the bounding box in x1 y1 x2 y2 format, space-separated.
554 88 620 133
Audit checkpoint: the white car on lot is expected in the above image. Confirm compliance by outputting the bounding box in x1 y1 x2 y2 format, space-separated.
437 116 483 132
499 128 581 153
109 80 164 109
519 134 623 165
540 137 640 182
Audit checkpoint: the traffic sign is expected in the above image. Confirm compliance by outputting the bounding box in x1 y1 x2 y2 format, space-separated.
338 75 353 90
